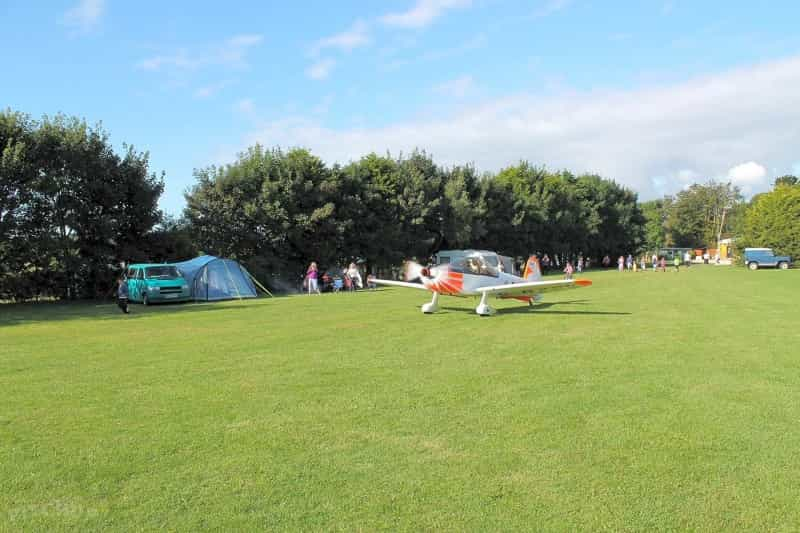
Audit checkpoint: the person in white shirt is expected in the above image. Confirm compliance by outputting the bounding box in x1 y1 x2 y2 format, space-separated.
346 262 363 289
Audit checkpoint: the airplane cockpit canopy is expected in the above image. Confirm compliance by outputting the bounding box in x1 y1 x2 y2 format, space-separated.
436 249 515 276
451 252 499 277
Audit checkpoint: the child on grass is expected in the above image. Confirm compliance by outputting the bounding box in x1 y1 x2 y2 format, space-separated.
564 261 574 280
306 262 321 295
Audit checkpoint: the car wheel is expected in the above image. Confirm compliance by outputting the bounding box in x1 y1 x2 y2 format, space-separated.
143 294 150 305
778 262 789 270
748 262 758 270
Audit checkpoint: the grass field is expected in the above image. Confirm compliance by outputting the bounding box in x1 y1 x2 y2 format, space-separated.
2 265 800 531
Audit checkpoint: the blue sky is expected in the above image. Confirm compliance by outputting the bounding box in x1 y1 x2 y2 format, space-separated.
3 0 800 214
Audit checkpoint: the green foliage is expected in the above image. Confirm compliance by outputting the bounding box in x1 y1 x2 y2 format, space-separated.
641 198 671 249
664 181 742 248
0 110 166 300
739 181 800 260
774 174 798 187
185 150 646 288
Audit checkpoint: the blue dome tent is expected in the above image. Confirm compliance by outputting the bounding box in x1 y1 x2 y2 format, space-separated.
172 256 258 301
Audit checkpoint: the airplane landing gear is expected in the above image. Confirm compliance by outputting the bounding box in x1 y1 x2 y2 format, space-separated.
421 292 440 313
475 291 495 316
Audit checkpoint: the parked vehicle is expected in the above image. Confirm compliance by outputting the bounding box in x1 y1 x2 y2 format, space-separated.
126 264 191 304
743 248 792 270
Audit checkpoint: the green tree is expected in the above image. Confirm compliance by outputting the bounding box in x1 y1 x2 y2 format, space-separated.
666 182 742 248
0 110 164 300
739 183 800 260
774 175 798 187
571 174 644 259
439 165 486 250
641 198 671 251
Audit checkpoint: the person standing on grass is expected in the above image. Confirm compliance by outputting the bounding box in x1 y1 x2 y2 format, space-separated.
626 254 633 271
652 254 658 272
660 256 667 272
673 256 681 272
306 262 321 295
117 277 130 314
640 255 647 272
577 256 584 273
564 261 574 280
347 262 362 290
618 255 625 272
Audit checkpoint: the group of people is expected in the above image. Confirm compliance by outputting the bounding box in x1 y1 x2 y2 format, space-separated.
601 253 687 273
304 262 374 295
540 254 589 273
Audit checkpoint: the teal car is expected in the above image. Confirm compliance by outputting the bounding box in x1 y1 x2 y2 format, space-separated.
126 264 191 304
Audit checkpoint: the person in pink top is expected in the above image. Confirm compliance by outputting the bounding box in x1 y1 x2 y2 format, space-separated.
306 262 321 295
563 261 574 280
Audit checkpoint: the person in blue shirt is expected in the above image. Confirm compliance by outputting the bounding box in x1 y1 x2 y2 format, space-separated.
117 277 130 314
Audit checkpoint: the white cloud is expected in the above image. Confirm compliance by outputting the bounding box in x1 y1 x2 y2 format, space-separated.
138 34 263 72
193 81 233 99
727 162 767 185
235 98 256 114
306 59 336 80
381 0 472 29
384 33 487 70
532 0 571 19
313 94 335 115
61 0 105 33
311 20 370 55
218 34 264 67
246 55 800 199
138 50 200 71
433 75 474 98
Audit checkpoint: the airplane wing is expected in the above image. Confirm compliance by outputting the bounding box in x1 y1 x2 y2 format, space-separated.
371 279 431 291
475 278 592 298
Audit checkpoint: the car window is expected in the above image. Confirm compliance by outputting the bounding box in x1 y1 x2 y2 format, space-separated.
145 266 181 279
135 269 144 280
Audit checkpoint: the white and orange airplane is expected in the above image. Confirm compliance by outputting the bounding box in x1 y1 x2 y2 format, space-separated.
372 250 592 316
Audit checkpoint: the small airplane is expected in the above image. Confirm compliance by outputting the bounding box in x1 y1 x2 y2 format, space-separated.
372 250 592 316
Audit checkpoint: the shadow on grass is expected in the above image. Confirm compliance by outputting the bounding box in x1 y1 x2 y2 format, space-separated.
439 299 630 316
0 298 275 328
501 307 630 316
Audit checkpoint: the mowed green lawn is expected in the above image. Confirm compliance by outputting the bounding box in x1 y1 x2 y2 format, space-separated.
2 266 799 531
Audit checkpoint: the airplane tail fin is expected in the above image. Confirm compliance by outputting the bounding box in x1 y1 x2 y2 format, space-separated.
522 255 542 281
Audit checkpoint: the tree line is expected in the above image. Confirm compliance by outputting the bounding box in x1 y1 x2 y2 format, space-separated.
3 110 796 300
0 111 191 300
640 177 799 262
184 145 645 286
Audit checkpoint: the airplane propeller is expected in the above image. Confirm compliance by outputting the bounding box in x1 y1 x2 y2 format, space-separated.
404 261 424 281
404 261 442 281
